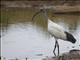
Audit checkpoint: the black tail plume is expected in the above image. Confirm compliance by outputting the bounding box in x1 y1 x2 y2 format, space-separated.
65 31 76 43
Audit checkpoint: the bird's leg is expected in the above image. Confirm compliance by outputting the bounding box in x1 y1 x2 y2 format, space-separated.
53 39 57 56
53 39 60 56
56 40 59 56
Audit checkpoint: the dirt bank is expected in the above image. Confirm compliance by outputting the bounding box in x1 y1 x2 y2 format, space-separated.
42 49 80 60
1 1 80 13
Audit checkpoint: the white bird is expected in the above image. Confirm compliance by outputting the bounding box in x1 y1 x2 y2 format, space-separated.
48 19 76 56
32 9 76 56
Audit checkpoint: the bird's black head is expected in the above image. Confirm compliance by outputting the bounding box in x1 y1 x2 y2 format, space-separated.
65 31 76 43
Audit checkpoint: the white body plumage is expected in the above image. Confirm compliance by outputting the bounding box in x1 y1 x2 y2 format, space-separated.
48 19 66 40
48 19 76 43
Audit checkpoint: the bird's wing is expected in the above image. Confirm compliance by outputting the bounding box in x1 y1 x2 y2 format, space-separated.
48 19 67 40
48 19 65 31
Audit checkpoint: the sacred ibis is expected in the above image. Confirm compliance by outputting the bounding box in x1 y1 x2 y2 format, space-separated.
48 19 76 56
32 9 76 56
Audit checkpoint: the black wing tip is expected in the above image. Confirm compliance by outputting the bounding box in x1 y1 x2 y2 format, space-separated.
65 31 76 43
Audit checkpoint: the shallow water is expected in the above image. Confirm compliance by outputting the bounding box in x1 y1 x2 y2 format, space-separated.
1 21 80 60
1 8 80 60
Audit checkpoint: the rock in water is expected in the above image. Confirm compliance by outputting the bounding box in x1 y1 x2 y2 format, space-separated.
42 49 80 60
